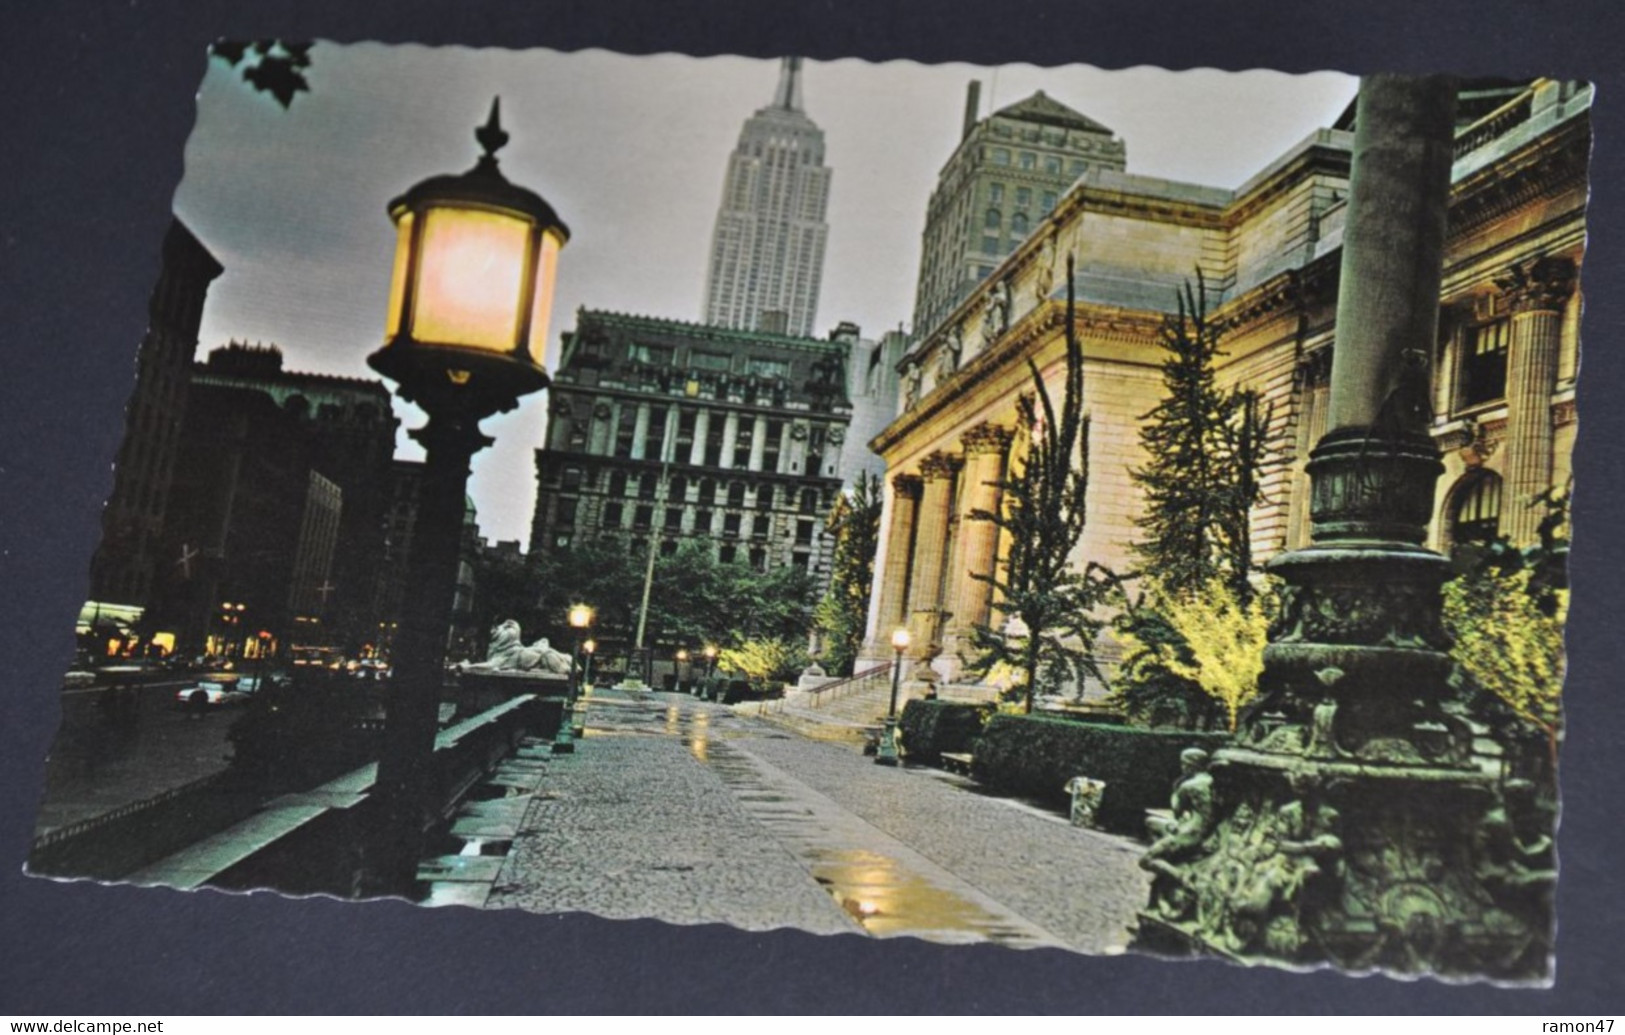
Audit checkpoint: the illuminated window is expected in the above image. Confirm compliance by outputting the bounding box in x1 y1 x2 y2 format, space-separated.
1451 472 1503 547
1459 319 1510 409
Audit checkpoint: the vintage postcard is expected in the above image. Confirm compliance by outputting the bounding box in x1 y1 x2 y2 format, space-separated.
25 43 1586 985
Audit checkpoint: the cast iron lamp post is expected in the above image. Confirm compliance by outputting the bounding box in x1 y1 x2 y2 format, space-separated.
701 644 718 697
875 626 911 766
581 638 596 689
364 98 569 896
559 603 593 749
675 648 689 692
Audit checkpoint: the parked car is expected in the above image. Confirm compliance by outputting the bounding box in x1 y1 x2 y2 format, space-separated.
176 672 268 709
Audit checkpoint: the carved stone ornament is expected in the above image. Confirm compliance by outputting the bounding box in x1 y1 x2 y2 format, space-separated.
1495 256 1577 315
551 399 573 417
789 421 809 441
902 362 923 409
961 421 1013 456
1268 578 1450 652
828 426 846 446
890 472 923 500
1034 235 1058 304
918 450 961 482
592 401 612 420
1137 766 1551 977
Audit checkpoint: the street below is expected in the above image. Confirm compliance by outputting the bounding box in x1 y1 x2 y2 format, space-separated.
35 681 237 835
486 688 1150 952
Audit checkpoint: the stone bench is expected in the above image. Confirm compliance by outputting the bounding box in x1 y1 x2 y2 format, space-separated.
940 752 975 775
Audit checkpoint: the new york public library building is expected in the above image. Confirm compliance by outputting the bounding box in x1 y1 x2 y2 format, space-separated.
863 77 1587 688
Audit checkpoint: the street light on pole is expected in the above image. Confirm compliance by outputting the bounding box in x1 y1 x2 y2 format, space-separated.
701 643 718 697
559 603 593 750
363 97 568 896
875 626 910 766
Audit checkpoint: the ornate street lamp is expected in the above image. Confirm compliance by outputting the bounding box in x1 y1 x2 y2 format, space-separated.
675 648 690 692
701 644 718 698
558 603 593 750
365 98 569 896
581 638 597 689
875 626 911 767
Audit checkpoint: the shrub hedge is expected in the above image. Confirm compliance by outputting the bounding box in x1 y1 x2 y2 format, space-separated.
897 699 992 764
972 714 1232 835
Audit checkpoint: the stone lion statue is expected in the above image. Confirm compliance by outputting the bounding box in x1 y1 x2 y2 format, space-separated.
459 619 573 675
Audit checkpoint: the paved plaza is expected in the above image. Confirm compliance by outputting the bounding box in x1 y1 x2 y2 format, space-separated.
484 689 1150 953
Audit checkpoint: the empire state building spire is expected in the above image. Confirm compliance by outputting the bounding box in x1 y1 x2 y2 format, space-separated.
701 57 831 338
772 56 804 112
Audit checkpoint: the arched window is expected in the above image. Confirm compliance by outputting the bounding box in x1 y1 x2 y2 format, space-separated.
1011 212 1029 236
1451 471 1503 548
984 208 1002 229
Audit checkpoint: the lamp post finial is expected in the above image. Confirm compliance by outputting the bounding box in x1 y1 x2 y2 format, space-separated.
476 96 509 160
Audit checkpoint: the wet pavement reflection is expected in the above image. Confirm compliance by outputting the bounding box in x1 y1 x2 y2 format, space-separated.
581 690 1069 949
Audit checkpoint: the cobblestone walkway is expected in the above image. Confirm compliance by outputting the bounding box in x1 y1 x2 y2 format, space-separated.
486 689 1149 954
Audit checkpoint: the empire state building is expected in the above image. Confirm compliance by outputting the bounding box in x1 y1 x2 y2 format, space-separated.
701 57 832 338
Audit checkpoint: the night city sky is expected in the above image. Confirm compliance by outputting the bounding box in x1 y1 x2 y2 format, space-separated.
172 44 1356 546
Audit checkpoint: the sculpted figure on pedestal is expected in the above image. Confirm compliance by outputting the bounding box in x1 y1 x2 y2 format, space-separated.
459 619 574 675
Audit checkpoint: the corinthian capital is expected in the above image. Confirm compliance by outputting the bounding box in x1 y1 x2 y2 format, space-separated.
919 451 963 482
962 422 1014 456
1495 256 1577 314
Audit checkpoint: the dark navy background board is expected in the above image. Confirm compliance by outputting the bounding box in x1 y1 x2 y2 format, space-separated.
2 0 1622 1014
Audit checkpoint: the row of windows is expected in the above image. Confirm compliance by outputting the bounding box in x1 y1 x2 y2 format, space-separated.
987 148 1081 175
986 184 1059 211
547 528 817 573
578 500 819 542
623 343 795 381
557 467 828 514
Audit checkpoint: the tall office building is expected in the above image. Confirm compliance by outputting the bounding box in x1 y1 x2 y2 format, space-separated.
910 83 1126 337
702 57 832 338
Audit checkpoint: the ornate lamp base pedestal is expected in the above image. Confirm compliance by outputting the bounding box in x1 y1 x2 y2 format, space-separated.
1135 749 1553 980
1134 432 1555 981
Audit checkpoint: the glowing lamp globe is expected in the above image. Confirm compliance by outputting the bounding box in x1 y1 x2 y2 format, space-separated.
370 97 570 418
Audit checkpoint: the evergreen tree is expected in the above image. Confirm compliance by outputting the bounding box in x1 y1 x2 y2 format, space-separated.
966 256 1111 712
813 472 883 675
1130 272 1269 598
1111 273 1273 728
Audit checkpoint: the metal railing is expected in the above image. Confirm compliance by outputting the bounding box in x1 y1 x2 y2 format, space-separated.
752 662 893 717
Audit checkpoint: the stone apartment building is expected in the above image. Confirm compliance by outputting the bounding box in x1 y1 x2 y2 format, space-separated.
530 310 854 585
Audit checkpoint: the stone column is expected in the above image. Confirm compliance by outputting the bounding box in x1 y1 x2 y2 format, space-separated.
950 422 1012 637
690 409 710 466
720 412 740 469
1496 256 1575 545
907 452 960 656
749 415 768 471
874 474 922 637
1287 350 1332 551
630 403 652 461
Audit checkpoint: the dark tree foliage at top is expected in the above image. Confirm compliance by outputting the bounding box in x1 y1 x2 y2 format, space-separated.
965 256 1112 713
814 472 883 676
210 40 314 109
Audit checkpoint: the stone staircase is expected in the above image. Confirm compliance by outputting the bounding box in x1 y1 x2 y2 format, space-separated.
741 664 1000 748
